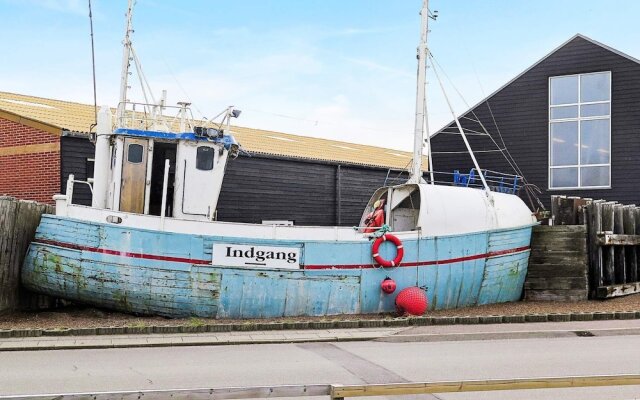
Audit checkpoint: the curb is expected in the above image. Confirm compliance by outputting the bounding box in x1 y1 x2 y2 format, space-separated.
0 311 636 339
0 335 380 352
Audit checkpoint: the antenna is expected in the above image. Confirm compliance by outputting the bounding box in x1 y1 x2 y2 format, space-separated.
88 0 98 136
117 0 134 128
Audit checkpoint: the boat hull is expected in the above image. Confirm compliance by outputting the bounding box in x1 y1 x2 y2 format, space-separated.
22 215 533 318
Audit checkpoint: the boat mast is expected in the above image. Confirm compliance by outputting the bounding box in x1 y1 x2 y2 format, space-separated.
116 0 134 128
408 0 430 184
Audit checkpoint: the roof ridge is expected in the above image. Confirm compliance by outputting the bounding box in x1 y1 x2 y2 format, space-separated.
432 33 640 137
0 91 419 166
237 125 413 153
0 90 97 108
575 33 640 65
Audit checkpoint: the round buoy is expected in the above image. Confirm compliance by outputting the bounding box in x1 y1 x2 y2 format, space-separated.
380 277 397 294
395 286 428 316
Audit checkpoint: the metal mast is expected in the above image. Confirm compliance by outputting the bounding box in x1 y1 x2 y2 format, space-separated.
408 0 430 184
116 0 134 128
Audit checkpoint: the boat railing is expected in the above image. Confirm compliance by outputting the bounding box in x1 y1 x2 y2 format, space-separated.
115 101 197 133
424 169 522 194
54 174 93 213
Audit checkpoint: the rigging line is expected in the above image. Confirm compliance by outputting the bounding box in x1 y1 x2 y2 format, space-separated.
428 53 490 193
387 160 412 185
129 47 153 111
432 148 506 154
160 57 206 122
484 100 527 178
460 115 483 124
438 129 490 136
429 54 530 183
245 108 413 136
87 0 98 134
437 52 529 184
468 56 511 154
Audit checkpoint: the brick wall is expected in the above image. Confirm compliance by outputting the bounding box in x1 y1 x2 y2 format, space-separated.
0 116 61 204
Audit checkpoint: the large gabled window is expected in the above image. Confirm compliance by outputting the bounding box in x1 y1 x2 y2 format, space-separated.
549 71 611 189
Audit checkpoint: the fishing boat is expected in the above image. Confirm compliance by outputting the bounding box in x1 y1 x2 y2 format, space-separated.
21 0 537 318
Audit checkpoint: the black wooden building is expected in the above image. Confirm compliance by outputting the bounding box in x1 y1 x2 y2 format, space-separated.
0 90 418 227
430 34 640 208
61 135 409 227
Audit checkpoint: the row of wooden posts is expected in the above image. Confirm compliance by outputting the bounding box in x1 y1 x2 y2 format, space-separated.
0 196 56 313
551 195 640 299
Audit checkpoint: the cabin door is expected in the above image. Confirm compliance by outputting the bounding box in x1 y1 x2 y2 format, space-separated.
120 137 149 213
181 144 217 217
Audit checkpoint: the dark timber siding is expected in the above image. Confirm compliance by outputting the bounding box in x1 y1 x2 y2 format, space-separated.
61 136 95 206
431 36 640 207
59 136 397 226
217 155 397 226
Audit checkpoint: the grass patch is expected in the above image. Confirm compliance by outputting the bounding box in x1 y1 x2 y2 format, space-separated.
188 317 205 327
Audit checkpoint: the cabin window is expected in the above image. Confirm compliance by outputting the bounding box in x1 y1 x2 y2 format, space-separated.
196 146 214 171
549 72 610 189
86 158 95 183
127 144 144 164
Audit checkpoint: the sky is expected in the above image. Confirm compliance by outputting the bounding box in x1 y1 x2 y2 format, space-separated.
0 0 638 151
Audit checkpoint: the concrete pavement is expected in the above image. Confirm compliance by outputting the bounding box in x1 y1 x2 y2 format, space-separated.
2 319 640 351
3 327 640 399
0 327 403 351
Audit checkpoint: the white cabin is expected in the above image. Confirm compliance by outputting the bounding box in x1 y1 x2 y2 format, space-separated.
88 103 239 222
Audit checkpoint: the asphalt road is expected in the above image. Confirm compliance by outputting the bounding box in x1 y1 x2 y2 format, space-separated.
2 329 640 399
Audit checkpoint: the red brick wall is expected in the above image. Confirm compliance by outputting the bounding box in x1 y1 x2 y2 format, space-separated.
0 116 61 204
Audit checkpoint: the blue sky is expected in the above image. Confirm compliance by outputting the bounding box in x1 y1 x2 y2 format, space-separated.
0 0 638 151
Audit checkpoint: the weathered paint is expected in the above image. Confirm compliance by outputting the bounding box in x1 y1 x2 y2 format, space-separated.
22 215 532 318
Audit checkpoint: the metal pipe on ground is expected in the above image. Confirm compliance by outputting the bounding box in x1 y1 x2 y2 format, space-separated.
3 374 640 400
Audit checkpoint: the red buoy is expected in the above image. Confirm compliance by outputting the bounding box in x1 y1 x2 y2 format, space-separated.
395 286 428 316
380 277 397 294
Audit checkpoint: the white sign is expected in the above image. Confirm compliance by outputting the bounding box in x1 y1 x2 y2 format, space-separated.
213 243 301 269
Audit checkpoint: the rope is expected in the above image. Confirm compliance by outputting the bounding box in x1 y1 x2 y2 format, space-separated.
371 224 392 238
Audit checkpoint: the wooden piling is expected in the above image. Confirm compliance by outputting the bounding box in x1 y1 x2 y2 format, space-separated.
614 204 626 284
586 200 604 297
601 202 616 286
525 225 589 301
635 207 640 284
0 196 55 313
623 205 638 283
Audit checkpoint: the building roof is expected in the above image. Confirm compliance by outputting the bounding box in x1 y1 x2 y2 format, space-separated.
0 91 424 170
432 34 640 137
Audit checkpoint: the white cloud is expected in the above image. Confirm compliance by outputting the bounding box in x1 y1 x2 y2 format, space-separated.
20 0 85 14
343 57 413 79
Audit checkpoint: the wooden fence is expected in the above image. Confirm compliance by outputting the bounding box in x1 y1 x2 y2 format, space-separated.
525 225 589 301
0 196 56 313
551 195 640 299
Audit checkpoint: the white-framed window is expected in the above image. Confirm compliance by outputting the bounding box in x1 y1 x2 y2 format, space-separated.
549 71 611 189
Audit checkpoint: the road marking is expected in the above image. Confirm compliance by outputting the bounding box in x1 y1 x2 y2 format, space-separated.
297 342 442 400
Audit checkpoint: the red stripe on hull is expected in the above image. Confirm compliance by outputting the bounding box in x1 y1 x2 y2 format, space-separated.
304 246 530 270
34 239 211 265
33 239 529 270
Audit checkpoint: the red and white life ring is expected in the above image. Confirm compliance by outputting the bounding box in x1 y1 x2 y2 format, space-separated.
372 234 404 267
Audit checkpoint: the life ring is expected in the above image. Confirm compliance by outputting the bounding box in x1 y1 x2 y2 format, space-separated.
372 234 404 267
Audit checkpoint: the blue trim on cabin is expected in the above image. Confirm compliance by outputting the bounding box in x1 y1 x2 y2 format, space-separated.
114 128 239 150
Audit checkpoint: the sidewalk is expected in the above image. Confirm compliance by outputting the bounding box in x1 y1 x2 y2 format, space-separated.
0 327 403 351
383 319 640 342
3 319 640 351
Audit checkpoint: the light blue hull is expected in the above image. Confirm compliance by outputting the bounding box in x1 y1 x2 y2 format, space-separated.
22 215 533 318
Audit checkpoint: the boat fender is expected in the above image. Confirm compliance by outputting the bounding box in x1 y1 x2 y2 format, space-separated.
381 277 397 294
395 286 428 316
372 234 404 267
